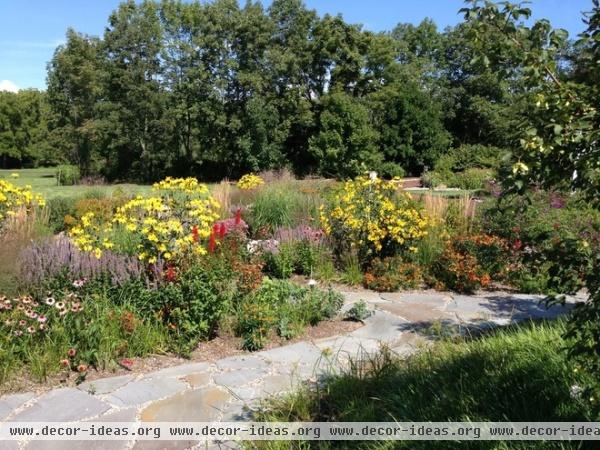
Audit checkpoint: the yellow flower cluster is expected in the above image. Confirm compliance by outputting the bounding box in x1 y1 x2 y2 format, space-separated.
236 173 264 190
320 175 428 256
70 177 220 262
0 179 45 224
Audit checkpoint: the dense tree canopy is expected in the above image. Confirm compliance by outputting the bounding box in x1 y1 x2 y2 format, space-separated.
0 0 596 182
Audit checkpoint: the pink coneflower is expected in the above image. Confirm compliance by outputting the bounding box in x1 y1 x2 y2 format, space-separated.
59 309 68 316
26 326 35 334
14 330 22 337
22 297 31 305
19 320 26 327
39 324 46 331
55 301 65 310
77 364 87 373
72 278 86 288
45 297 55 306
37 315 47 324
60 359 69 368
67 348 77 357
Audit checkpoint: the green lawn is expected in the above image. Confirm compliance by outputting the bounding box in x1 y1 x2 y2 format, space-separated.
0 167 151 200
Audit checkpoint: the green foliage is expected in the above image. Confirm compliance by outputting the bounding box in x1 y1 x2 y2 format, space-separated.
246 183 319 234
257 320 596 438
345 300 372 322
235 278 343 350
363 257 422 292
55 165 81 186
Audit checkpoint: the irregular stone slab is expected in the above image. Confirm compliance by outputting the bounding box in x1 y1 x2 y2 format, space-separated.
25 408 137 450
350 310 407 342
390 331 430 357
146 362 211 379
260 374 293 396
140 386 230 422
133 440 198 450
184 372 212 388
215 355 269 371
378 301 453 324
221 385 261 403
340 291 386 305
213 368 266 388
258 342 323 366
314 335 381 359
78 374 135 395
0 392 34 420
104 378 187 407
10 388 110 422
379 291 449 304
219 401 253 421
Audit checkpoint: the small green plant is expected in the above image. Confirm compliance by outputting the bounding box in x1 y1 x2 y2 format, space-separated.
55 165 81 186
340 252 363 285
345 300 372 322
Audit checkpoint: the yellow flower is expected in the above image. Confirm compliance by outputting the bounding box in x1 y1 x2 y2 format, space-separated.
236 173 264 190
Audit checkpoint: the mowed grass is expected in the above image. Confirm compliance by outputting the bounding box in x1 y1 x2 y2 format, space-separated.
255 320 594 450
0 168 151 200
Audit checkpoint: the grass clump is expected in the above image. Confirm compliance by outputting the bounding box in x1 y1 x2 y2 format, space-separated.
256 320 594 450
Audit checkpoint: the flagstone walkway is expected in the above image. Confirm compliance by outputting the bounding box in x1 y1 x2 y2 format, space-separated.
0 289 584 450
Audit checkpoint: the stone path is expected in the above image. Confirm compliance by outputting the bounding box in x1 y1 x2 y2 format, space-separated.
0 289 583 449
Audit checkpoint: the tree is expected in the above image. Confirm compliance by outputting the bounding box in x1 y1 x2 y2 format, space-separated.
309 91 381 178
47 29 103 175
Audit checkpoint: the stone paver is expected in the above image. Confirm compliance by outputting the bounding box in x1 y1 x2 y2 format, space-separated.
10 388 110 422
1 288 581 448
0 392 34 420
103 377 187 407
78 374 135 395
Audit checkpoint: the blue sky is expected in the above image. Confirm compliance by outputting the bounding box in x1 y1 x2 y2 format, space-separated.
0 0 593 90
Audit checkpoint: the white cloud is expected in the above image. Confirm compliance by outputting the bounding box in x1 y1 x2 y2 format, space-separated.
0 80 19 93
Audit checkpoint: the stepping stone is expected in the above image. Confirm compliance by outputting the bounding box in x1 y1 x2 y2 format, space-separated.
213 367 266 387
379 292 448 304
78 374 135 395
260 374 293 396
140 386 230 422
258 342 323 366
25 408 137 450
104 378 187 407
10 388 110 422
0 392 34 420
145 362 211 379
184 372 212 388
314 335 381 359
377 301 451 324
215 355 269 371
350 310 407 343
340 291 385 305
0 441 19 450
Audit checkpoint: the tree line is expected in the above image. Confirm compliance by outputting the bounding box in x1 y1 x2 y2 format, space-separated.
0 0 591 181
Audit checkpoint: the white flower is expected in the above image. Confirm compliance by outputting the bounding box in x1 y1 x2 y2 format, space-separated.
570 384 582 399
307 279 317 287
45 297 55 306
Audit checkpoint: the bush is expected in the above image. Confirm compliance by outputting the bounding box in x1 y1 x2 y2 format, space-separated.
55 165 81 186
45 197 77 232
430 234 508 293
321 175 428 267
453 168 495 190
235 279 343 350
363 257 422 292
345 300 372 321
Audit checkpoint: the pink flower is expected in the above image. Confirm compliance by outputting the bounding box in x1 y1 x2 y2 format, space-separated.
60 359 69 368
37 315 47 323
26 326 35 334
67 348 77 358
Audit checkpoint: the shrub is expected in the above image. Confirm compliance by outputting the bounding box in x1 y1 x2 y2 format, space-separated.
55 165 81 186
45 197 77 232
235 279 343 350
363 257 422 292
453 168 495 190
69 177 220 264
345 300 372 321
320 175 428 267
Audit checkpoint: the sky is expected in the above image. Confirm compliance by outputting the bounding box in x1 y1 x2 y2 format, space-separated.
0 0 594 90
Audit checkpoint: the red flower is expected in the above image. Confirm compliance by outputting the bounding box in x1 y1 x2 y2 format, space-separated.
218 222 226 239
208 229 217 253
191 225 199 243
234 208 242 226
60 359 70 368
68 348 77 358
165 264 177 282
512 239 522 251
